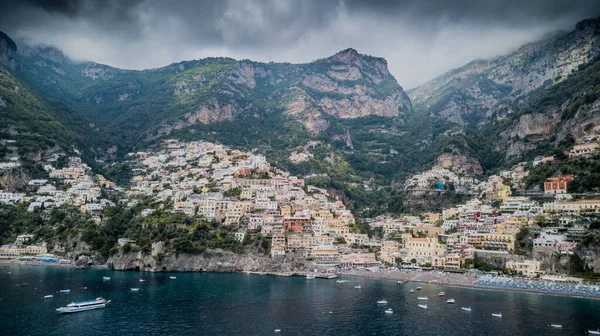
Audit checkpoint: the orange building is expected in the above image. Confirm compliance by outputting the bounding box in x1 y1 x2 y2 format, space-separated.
544 175 573 194
283 216 311 233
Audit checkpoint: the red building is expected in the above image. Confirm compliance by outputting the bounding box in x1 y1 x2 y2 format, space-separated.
544 175 573 194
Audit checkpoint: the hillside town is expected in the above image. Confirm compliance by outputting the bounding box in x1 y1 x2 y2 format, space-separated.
0 138 599 284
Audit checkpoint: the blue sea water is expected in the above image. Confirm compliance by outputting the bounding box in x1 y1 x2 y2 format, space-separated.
1 265 600 335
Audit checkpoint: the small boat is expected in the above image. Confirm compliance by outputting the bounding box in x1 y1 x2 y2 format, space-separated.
385 308 393 314
397 280 407 284
438 292 446 296
170 276 177 280
354 285 361 289
492 313 502 318
589 330 600 335
56 297 110 314
416 287 422 290
461 307 471 312
446 299 456 304
139 279 146 282
410 289 414 293
131 288 140 291
377 300 388 304
59 289 71 293
43 295 54 299
417 297 429 301
17 283 27 287
336 280 349 283
102 277 111 280
306 274 316 280
81 287 87 290
274 330 281 333
550 324 562 329
418 304 427 309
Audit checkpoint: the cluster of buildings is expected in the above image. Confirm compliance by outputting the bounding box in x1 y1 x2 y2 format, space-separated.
0 234 47 257
404 166 477 193
0 157 116 215
127 140 375 268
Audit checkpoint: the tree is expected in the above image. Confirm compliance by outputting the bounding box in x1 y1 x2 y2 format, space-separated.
410 258 417 264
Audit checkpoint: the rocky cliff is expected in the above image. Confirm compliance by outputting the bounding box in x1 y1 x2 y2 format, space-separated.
106 250 312 273
0 31 16 69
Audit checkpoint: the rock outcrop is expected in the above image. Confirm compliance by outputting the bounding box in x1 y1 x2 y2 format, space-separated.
435 152 483 175
0 31 16 69
106 250 312 273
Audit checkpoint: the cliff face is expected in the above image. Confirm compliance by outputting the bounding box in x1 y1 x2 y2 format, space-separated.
0 31 16 69
106 250 312 273
435 152 483 175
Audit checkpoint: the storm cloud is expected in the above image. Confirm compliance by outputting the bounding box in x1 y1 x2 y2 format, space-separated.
1 0 599 88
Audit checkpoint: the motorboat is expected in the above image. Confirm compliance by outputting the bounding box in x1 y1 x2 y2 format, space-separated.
416 287 422 290
385 308 393 314
43 295 54 299
461 307 471 312
438 292 446 296
56 297 110 314
589 330 600 335
550 324 562 328
492 313 502 318
131 288 140 291
409 289 414 293
274 330 281 333
397 280 407 284
139 279 146 282
59 289 71 293
336 280 349 283
306 274 316 280
446 299 455 304
418 304 427 309
417 297 429 301
102 277 111 280
354 285 361 289
170 276 177 279
377 300 388 304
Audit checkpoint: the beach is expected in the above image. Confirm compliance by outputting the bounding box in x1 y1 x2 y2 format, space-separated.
339 269 600 300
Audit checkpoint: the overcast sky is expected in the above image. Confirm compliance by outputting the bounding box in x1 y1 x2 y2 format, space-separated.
1 0 599 88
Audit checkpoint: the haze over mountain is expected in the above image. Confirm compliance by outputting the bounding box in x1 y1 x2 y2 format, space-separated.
1 0 599 88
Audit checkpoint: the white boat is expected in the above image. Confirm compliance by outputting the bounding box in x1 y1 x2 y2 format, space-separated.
418 304 427 309
274 329 281 333
416 287 422 290
446 299 455 304
170 276 177 280
377 300 388 304
492 313 502 318
550 324 562 329
56 297 110 314
59 289 71 293
461 307 471 312
139 279 145 282
131 288 140 291
336 280 349 283
417 297 429 301
43 295 54 299
385 308 393 314
438 292 446 296
354 285 361 289
589 330 600 335
102 277 111 280
409 289 414 293
306 274 316 279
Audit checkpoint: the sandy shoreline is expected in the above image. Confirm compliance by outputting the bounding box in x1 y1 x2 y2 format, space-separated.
339 270 600 300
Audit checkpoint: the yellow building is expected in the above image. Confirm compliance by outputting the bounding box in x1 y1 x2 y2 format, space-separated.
496 185 512 200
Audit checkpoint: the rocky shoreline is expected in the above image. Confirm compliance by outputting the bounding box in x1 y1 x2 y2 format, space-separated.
105 250 312 273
